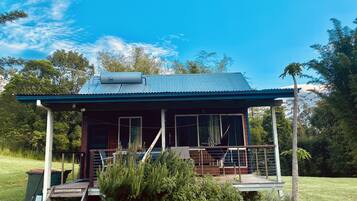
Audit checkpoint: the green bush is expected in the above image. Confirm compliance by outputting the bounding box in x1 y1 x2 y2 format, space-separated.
242 191 290 201
98 150 243 201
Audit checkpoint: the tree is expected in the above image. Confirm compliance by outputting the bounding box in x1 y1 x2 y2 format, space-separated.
307 18 357 172
0 10 27 24
48 49 94 93
280 62 303 201
98 47 161 74
0 57 25 78
172 51 232 74
249 114 265 145
0 60 62 150
0 58 83 152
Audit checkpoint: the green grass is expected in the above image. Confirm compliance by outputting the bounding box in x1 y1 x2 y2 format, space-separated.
1 154 356 201
0 154 78 201
282 176 357 201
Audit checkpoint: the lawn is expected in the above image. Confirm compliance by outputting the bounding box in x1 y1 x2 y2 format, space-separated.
282 176 357 201
0 154 78 201
0 154 356 201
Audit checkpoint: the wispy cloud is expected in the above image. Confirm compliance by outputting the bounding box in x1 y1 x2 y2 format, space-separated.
0 0 178 67
0 0 78 55
50 0 70 20
75 36 177 67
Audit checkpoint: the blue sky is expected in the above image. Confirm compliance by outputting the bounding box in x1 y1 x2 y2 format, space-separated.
1 0 356 88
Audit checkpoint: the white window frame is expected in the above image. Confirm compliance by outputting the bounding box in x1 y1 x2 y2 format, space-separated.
118 116 143 148
174 113 246 147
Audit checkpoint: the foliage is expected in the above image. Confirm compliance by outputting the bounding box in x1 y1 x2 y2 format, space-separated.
281 148 312 161
0 10 27 24
262 107 292 152
0 57 25 78
0 50 92 153
172 50 232 74
48 49 94 93
306 18 357 174
249 113 265 145
280 63 303 79
98 47 162 74
298 100 356 176
98 150 242 201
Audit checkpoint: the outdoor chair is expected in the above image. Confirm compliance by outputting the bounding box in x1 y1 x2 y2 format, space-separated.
98 150 114 171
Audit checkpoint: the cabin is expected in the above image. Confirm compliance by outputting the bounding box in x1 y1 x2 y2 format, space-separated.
16 72 294 201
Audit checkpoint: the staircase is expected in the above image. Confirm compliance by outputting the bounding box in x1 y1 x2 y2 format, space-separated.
46 182 89 201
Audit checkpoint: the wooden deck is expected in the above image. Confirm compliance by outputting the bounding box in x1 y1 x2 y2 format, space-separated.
82 174 283 196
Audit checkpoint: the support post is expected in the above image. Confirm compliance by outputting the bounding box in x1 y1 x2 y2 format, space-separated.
271 106 283 196
61 153 64 184
161 109 166 151
43 109 54 200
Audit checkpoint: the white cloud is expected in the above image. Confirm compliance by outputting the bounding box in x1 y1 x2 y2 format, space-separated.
50 0 70 20
76 36 177 67
0 0 78 55
0 0 178 68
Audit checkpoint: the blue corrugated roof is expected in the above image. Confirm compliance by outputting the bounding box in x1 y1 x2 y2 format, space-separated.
79 73 251 94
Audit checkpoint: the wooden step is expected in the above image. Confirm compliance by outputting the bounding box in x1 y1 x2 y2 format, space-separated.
46 182 89 201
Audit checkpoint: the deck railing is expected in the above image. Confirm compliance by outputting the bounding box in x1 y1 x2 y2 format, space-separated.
88 148 163 185
188 145 277 182
87 144 277 185
53 151 86 184
88 148 116 184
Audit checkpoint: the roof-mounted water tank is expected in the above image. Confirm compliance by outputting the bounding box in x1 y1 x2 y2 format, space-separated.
100 72 143 84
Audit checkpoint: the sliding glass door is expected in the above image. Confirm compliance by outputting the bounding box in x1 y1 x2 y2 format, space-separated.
221 115 244 146
118 117 142 149
176 116 198 146
175 114 245 147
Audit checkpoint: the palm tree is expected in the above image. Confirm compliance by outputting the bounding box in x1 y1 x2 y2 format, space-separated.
280 62 303 201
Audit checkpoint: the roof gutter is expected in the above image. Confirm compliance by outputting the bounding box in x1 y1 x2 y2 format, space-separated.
16 89 295 104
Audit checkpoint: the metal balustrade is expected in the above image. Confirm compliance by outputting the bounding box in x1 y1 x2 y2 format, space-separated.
189 145 277 182
88 144 277 185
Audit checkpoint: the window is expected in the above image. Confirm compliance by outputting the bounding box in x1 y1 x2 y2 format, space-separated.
118 117 142 149
176 116 198 146
221 115 244 146
175 114 245 147
199 115 221 146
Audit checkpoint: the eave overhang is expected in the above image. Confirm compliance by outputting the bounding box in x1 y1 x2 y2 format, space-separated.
16 89 294 104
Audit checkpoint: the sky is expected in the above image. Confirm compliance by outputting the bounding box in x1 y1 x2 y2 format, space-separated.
1 0 356 89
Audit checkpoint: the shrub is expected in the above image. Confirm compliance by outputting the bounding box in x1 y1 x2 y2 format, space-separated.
98 150 243 201
242 191 290 201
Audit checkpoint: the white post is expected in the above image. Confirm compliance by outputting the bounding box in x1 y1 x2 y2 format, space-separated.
161 109 166 151
42 109 54 200
271 106 283 196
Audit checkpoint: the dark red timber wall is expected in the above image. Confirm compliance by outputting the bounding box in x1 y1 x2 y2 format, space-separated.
80 107 250 178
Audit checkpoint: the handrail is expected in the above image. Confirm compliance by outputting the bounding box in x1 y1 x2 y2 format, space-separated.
188 144 275 149
141 128 162 163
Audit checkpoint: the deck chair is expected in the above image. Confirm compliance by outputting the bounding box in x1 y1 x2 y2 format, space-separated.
99 151 113 171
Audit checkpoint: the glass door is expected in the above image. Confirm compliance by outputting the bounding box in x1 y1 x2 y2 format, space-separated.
118 117 142 149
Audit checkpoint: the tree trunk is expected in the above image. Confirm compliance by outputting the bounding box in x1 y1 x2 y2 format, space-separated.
291 76 299 201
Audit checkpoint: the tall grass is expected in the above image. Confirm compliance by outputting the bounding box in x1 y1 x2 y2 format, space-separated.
0 148 44 160
0 147 79 163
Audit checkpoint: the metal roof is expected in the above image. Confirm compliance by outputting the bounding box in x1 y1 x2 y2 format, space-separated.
79 73 251 94
16 72 295 105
